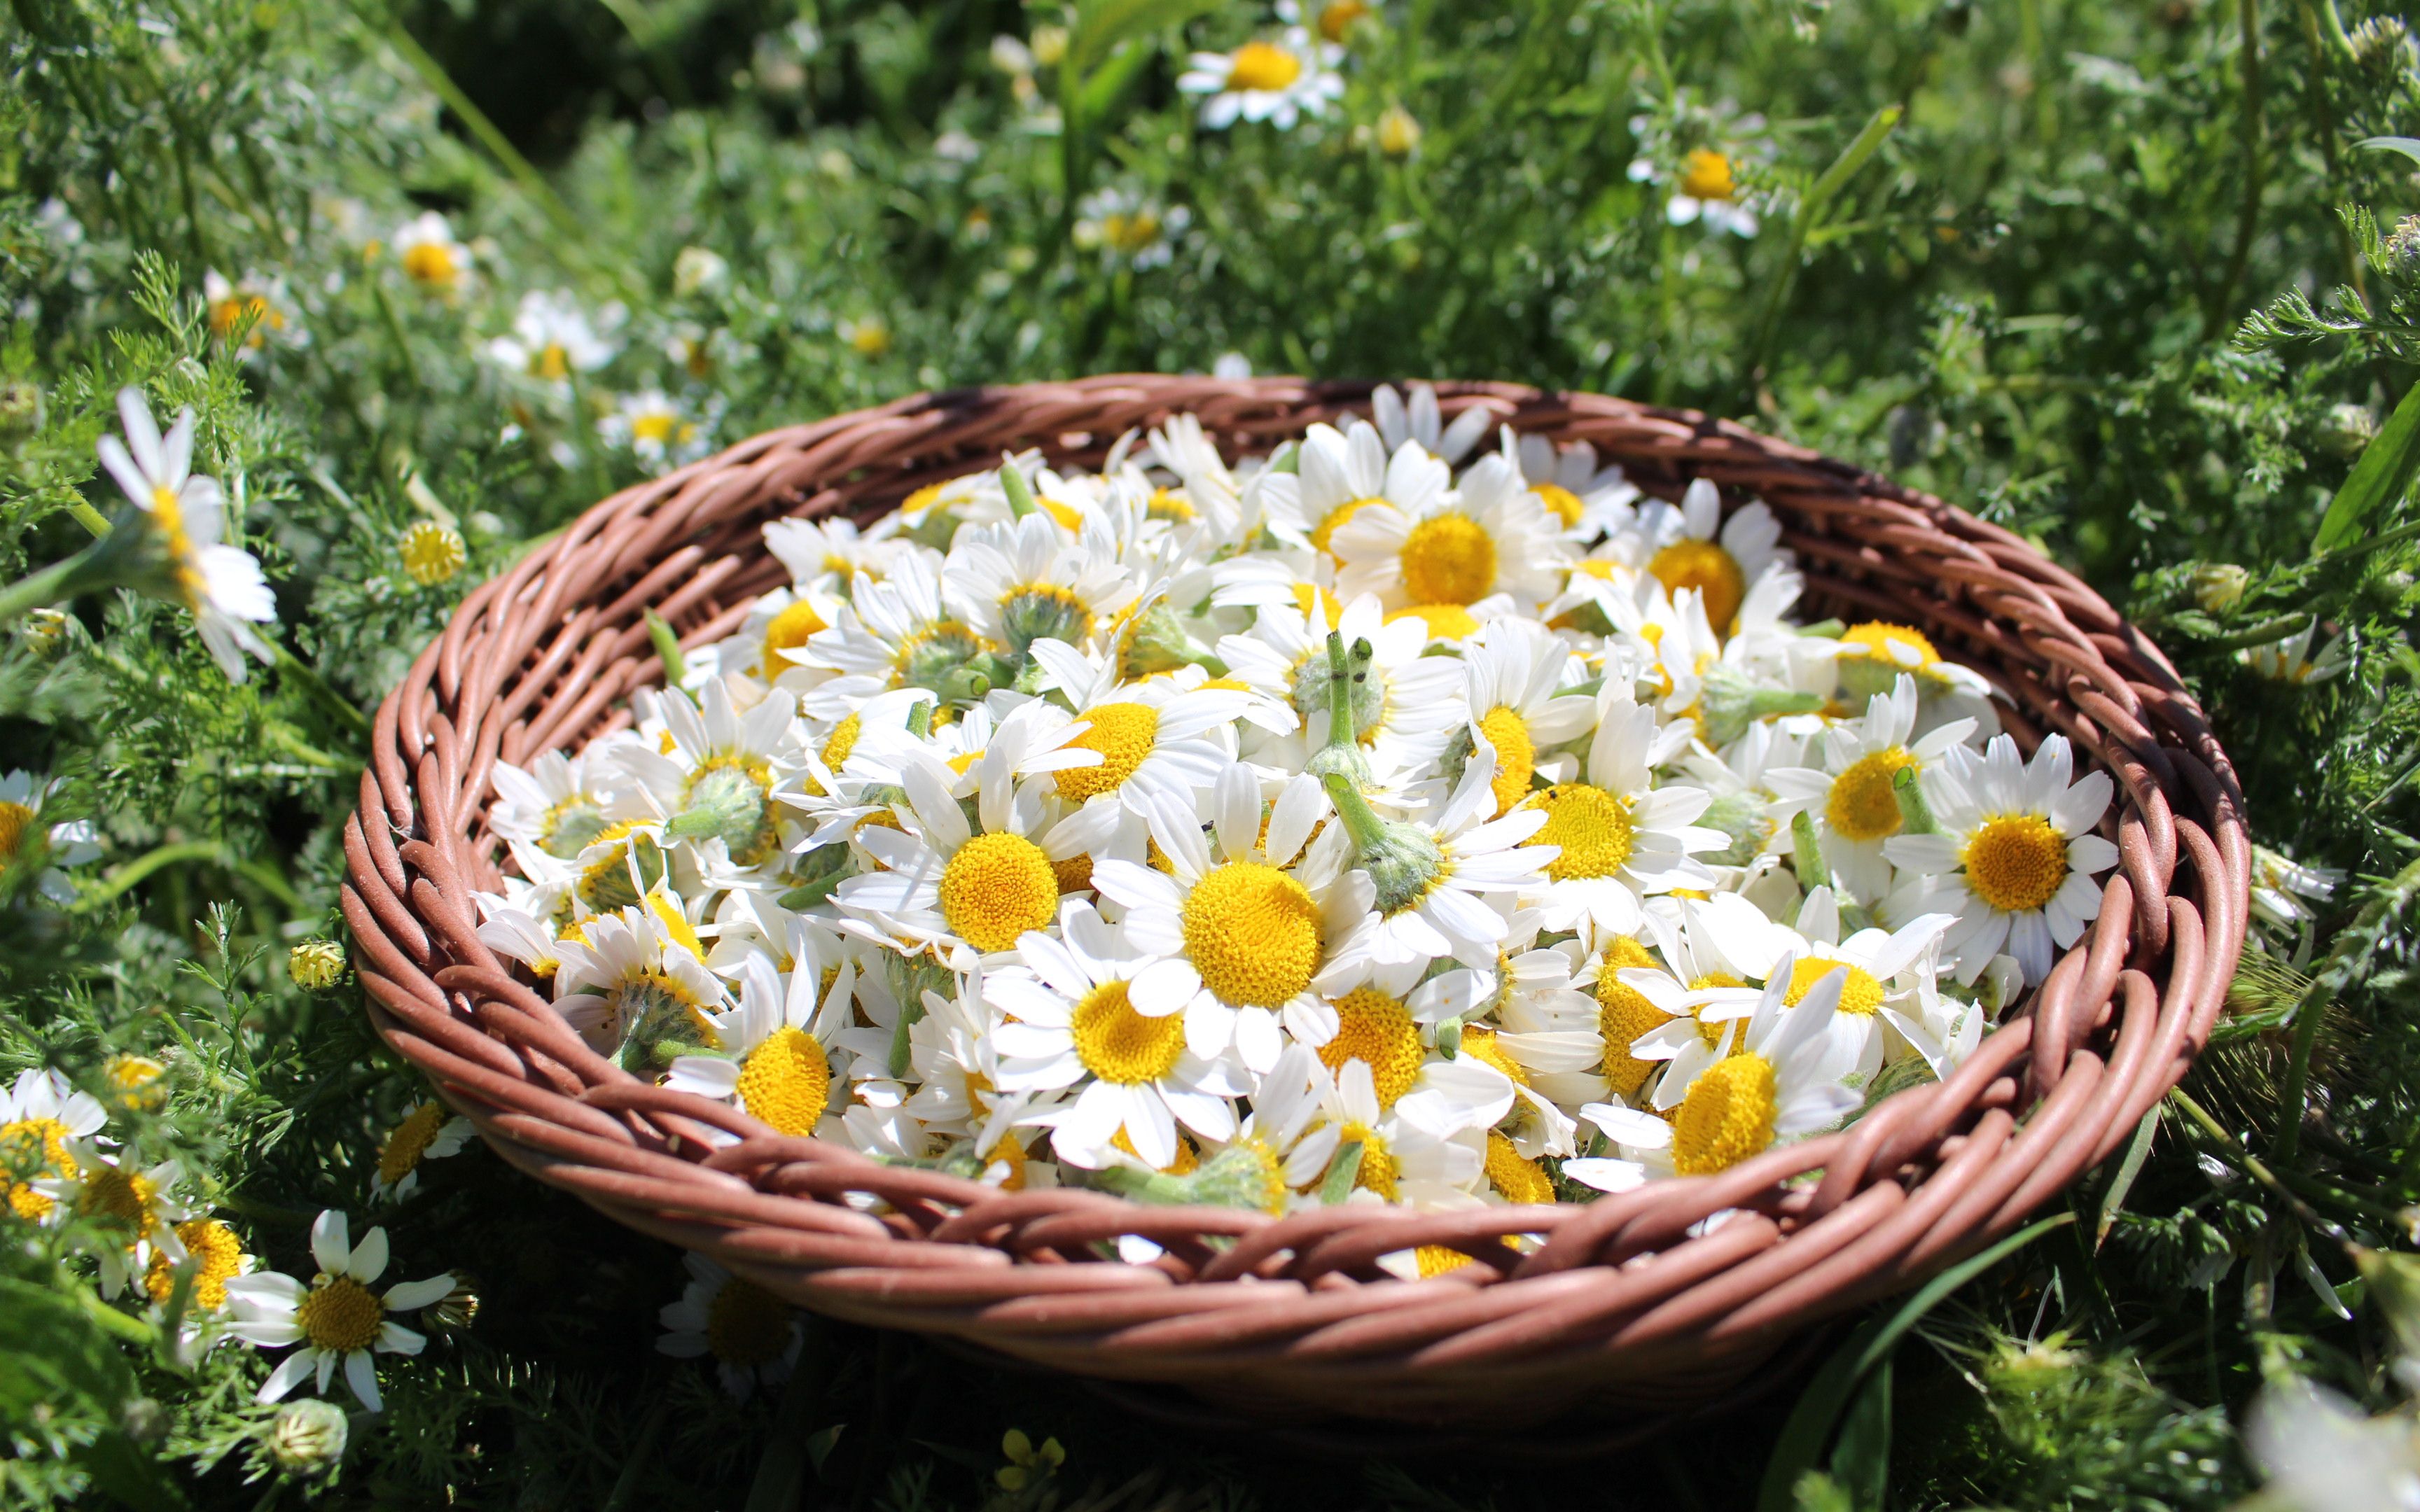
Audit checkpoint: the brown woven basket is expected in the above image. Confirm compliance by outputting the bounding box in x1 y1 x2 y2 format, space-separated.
341 375 2248 1429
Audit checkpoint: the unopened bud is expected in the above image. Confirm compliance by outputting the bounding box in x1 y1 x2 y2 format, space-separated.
288 938 346 990
18 608 71 658
2318 402 2379 459
2190 562 2251 614
1375 105 1422 159
267 1398 349 1475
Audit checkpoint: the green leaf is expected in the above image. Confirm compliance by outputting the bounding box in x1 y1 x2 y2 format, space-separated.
2354 136 2420 166
2095 1105 2161 1250
0 1280 187 1511
1069 0 1224 78
2313 375 2420 552
1826 1355 1892 1511
1756 1213 2073 1512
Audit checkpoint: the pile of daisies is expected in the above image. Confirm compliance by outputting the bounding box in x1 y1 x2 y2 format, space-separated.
474 384 2120 1242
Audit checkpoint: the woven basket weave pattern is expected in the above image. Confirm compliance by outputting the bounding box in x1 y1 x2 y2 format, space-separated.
341 376 2248 1424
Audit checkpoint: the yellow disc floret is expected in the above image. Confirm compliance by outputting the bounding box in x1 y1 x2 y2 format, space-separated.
297 1275 385 1354
378 1101 450 1189
759 600 828 681
146 1219 245 1310
1475 706 1535 817
1840 622 1940 670
1387 603 1481 640
1783 958 1886 1017
1963 814 2070 913
1533 483 1585 528
1457 1027 1530 1089
0 800 31 864
820 713 863 771
1317 987 1423 1107
1416 1244 1475 1276
1523 783 1635 881
1337 1121 1400 1199
1226 40 1303 92
1311 498 1379 558
1180 862 1321 1008
1687 972 1747 1050
1398 512 1498 606
0 1116 74 1220
1485 1132 1555 1204
737 1028 832 1135
1648 538 1746 631
938 832 1059 953
1053 703 1160 802
80 1162 158 1238
1671 1052 1778 1175
1069 981 1187 1085
398 522 466 587
1680 148 1737 202
1594 936 1664 1096
706 1276 789 1366
1826 748 1919 843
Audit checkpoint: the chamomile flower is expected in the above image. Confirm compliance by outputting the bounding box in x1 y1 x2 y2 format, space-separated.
369 1101 473 1200
1611 891 1786 1109
1023 638 1251 830
551 897 730 1069
1216 596 1466 787
2249 846 2343 936
225 1210 452 1413
658 1253 803 1399
614 681 799 867
601 388 714 469
1765 675 1977 903
1833 620 1997 707
1278 419 1451 561
203 269 298 351
1370 382 1496 467
945 510 1140 659
0 770 101 902
1636 478 1788 633
1177 29 1344 130
392 211 471 290
0 1068 106 1222
484 289 619 393
1519 694 1723 943
95 387 278 681
1074 187 1190 269
1884 734 2120 988
1330 449 1570 612
1449 617 1599 816
1301 1058 1485 1205
49 1149 198 1300
1769 889 1961 1084
1629 148 1760 237
991 899 1248 1168
662 931 855 1138
2241 621 2350 684
1510 429 1641 540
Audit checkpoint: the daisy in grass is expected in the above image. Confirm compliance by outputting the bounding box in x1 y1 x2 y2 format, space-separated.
1370 382 1496 467
203 269 299 352
1518 693 1723 942
1584 957 1859 1180
44 1148 197 1299
0 1068 106 1222
0 770 101 903
483 288 619 394
1636 477 1788 634
551 895 730 1070
1765 675 1977 904
1275 419 1452 561
833 752 1089 969
1178 29 1344 130
1630 148 1760 237
658 1253 803 1400
1094 767 1356 1074
227 1210 452 1413
600 389 714 470
95 387 277 681
1074 186 1190 270
2241 621 2350 685
989 899 1248 1168
392 211 471 291
1331 449 1570 612
1884 733 2120 988
1510 428 1641 540
368 1101 473 1200
663 935 854 1138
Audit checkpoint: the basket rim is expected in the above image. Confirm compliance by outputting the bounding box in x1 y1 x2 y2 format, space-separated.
341 374 2248 1422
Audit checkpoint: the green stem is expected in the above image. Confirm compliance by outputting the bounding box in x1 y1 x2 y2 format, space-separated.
1891 765 1938 835
998 462 1038 520
2205 0 2265 343
0 554 89 623
2171 1088 2354 1250
80 841 226 909
1321 770 1390 854
65 500 111 538
2202 613 2313 651
1740 104 1902 397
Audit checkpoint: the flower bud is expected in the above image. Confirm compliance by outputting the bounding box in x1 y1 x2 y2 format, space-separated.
2388 216 2420 279
2318 402 2379 458
267 1397 349 1476
0 379 42 442
288 938 346 989
17 608 71 659
2190 563 2250 614
1375 105 1422 159
398 521 466 587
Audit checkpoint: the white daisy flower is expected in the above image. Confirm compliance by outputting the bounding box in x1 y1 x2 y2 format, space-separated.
600 388 714 469
657 1252 803 1399
368 1101 474 1200
945 510 1140 662
662 927 855 1138
1765 675 1977 904
0 1068 107 1224
1629 148 1759 237
1176 29 1344 130
552 895 730 1069
1216 596 1466 788
1508 428 1641 540
1074 187 1190 268
225 1210 453 1413
1519 694 1723 942
2241 621 2349 684
391 211 471 290
203 269 300 352
1302 1058 1486 1205
1265 419 1453 566
1330 449 1571 613
489 749 619 861
95 387 278 681
1370 382 1495 467
990 899 1247 1168
42 1148 197 1298
613 681 799 867
0 770 102 903
1613 892 1787 1109
1636 477 1788 634
1883 733 2122 988
1451 617 1599 816
483 289 620 392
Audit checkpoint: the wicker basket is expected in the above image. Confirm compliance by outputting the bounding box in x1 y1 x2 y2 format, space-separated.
341 375 2248 1428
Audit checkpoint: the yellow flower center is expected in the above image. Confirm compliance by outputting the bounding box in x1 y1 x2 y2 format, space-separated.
1475 706 1534 816
1840 622 1940 670
1594 936 1663 1096
209 293 280 345
1386 603 1480 640
1962 814 2070 913
378 1101 451 1188
1051 853 1094 895
297 1275 386 1353
900 482 947 521
1671 1053 1777 1175
79 1163 158 1239
631 411 679 445
531 342 569 382
1318 986 1423 1107
1648 538 1746 631
737 1028 832 1135
759 600 828 680
1416 1244 1474 1276
705 1275 790 1366
0 800 32 864
1317 0 1369 41
148 486 206 608
105 1054 167 1112
1688 972 1746 1049
820 713 862 771
1144 485 1194 522
1398 512 1498 607
0 1116 73 1219
1311 498 1379 559
1334 1119 1399 1198
1532 482 1585 528
146 1219 245 1309
1113 1124 1200 1175
1180 862 1321 1008
1226 40 1302 92
1102 210 1163 253
401 241 458 286
1783 958 1886 1017
1457 1027 1530 1088
1680 148 1737 202
1069 981 1186 1085
648 889 707 961
1293 581 1344 623
399 522 467 587
1827 747 1919 843
1485 1132 1555 1203
1053 703 1160 802
1522 783 1635 881
937 832 1059 953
